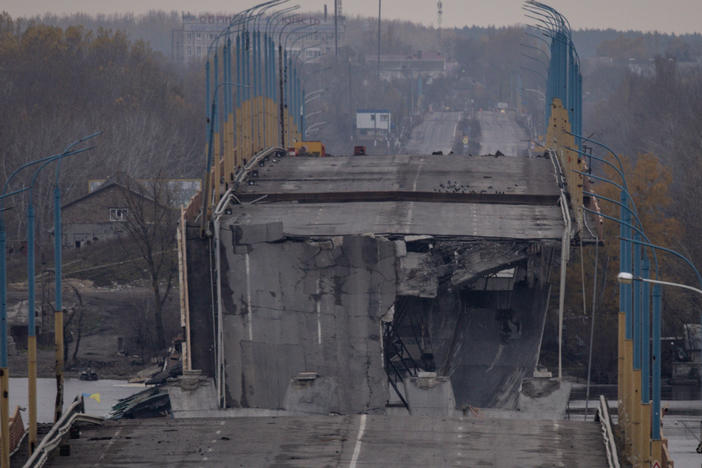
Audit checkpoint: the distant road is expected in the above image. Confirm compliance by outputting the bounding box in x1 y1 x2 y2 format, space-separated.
405 111 462 155
477 110 530 156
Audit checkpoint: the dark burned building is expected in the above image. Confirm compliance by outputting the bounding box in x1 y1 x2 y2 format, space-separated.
184 153 569 413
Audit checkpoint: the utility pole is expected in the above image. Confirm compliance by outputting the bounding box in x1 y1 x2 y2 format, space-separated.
377 0 381 79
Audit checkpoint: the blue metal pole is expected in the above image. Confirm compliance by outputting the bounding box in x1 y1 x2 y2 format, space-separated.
236 34 242 109
293 66 298 132
26 195 37 451
641 257 650 404
567 43 575 126
622 192 632 340
245 31 250 102
214 53 220 135
52 182 62 423
226 38 232 116
253 29 258 150
0 215 5 366
652 284 662 439
301 88 306 140
633 232 641 371
206 59 211 140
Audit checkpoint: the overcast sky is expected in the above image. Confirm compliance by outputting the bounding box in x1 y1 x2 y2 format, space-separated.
4 0 702 34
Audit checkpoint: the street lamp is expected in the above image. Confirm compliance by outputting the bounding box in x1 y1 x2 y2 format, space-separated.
0 142 96 462
52 131 101 424
618 272 702 295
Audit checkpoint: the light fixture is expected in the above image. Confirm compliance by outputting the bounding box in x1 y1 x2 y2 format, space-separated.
617 272 634 284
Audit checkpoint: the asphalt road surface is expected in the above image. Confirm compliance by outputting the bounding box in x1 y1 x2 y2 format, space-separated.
48 414 608 467
406 112 462 155
477 110 530 156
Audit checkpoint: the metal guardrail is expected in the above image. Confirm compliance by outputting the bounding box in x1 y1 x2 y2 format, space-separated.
599 394 620 468
23 396 104 468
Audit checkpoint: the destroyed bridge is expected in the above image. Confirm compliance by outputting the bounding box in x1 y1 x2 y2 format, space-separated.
178 101 589 415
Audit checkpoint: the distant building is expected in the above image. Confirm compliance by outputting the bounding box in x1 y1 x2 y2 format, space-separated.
61 181 142 248
355 109 391 137
369 51 447 81
171 13 232 62
172 13 344 63
62 178 198 248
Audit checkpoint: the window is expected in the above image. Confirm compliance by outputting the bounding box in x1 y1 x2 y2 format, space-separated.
379 114 389 122
109 208 128 222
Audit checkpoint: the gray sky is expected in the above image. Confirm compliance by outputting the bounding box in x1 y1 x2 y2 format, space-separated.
4 1 702 34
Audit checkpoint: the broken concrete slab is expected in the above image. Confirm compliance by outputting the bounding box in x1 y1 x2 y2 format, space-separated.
231 221 284 244
397 252 438 298
283 374 340 415
219 235 395 413
450 242 529 287
405 374 456 417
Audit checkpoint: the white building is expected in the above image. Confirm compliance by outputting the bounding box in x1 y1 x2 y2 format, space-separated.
172 14 234 62
356 109 391 136
172 13 344 63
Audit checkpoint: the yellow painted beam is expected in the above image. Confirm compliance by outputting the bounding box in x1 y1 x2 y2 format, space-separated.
618 312 625 419
631 369 642 465
28 335 37 454
639 403 652 467
54 309 64 423
1 367 9 468
545 98 584 233
624 339 633 458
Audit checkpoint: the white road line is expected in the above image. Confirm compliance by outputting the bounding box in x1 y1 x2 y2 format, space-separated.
412 158 424 192
94 426 122 467
316 278 322 345
486 344 503 373
349 414 367 468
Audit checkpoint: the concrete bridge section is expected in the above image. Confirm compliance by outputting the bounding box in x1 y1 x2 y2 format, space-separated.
47 414 608 467
405 111 463 155
185 152 566 414
477 110 530 156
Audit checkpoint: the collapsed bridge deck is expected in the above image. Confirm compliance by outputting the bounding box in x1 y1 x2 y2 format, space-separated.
230 153 562 238
186 152 566 413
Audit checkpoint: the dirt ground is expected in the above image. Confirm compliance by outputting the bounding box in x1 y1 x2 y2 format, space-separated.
6 279 180 380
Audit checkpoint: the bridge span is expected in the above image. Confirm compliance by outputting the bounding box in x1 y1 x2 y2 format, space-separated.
184 151 568 413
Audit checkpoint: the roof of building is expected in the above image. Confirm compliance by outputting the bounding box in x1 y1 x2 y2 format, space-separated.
61 179 153 211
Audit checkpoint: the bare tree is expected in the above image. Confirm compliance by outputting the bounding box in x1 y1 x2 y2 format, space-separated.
118 177 177 350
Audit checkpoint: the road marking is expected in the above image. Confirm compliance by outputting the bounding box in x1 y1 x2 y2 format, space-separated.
316 278 322 345
93 426 122 467
552 421 564 463
349 414 367 468
486 344 503 373
245 252 253 341
412 158 424 192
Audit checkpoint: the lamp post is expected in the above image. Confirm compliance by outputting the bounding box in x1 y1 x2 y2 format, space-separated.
617 238 702 459
52 131 101 423
579 155 657 465
0 187 29 468
25 145 96 453
1 142 96 463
